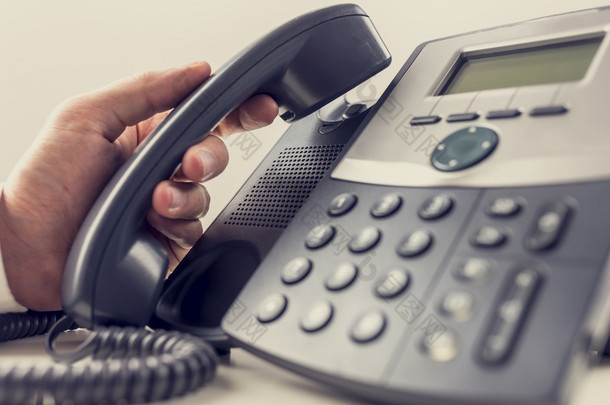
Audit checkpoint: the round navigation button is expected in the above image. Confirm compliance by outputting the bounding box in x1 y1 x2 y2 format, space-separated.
431 126 499 172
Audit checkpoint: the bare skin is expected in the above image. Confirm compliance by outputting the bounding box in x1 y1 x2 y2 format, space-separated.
0 61 278 310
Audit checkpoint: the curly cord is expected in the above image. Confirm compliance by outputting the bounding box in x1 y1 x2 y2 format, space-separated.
0 312 218 405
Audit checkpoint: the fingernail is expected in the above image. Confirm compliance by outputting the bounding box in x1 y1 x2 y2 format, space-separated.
198 149 218 182
169 187 185 211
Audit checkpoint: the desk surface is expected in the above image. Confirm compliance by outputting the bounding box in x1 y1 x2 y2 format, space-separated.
0 334 609 405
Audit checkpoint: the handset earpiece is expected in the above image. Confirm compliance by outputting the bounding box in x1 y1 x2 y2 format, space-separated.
62 3 391 328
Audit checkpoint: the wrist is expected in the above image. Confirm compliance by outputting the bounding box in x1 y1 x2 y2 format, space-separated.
0 184 27 312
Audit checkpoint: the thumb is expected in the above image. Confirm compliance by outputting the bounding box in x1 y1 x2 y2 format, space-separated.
57 61 212 143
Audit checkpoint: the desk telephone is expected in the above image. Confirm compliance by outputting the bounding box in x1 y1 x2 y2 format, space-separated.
8 3 610 405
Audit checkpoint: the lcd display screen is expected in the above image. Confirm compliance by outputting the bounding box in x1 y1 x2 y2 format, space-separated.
440 37 603 95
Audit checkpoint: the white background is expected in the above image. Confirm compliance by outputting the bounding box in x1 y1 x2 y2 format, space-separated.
1 1 609 404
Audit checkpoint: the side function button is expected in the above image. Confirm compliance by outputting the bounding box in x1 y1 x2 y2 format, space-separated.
256 294 288 323
410 115 441 125
328 193 357 216
418 194 454 220
479 267 541 364
446 112 479 123
487 198 522 217
350 309 387 343
486 109 521 119
440 291 476 322
375 268 410 298
396 229 433 257
471 226 507 248
305 224 336 249
431 126 498 172
530 105 568 117
349 226 381 253
524 200 572 251
300 301 334 333
325 262 358 291
420 329 459 362
455 258 493 283
281 257 312 285
371 193 402 218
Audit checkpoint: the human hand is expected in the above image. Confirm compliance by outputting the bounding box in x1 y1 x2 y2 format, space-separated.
0 62 278 310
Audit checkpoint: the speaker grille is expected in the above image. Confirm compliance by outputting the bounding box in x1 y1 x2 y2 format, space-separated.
224 144 345 228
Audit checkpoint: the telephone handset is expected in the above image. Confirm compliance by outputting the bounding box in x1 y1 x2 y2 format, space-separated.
61 4 391 329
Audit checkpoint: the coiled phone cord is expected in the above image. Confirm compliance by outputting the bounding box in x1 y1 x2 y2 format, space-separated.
0 311 218 404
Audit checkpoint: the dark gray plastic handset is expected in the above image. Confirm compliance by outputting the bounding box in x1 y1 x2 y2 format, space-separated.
62 4 391 328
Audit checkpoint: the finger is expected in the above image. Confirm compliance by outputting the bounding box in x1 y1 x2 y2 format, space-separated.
175 135 229 183
146 209 204 250
211 94 278 137
152 180 210 220
58 62 212 142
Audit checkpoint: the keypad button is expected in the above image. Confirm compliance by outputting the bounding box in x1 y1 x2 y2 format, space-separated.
487 198 522 217
325 262 358 291
396 229 433 257
524 200 571 251
375 268 410 298
471 226 507 248
418 194 454 220
420 329 459 362
281 257 312 285
370 193 402 218
256 294 288 323
455 258 493 283
479 267 541 364
440 291 476 322
349 226 381 253
328 193 357 216
300 301 334 332
305 224 336 249
350 310 387 343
